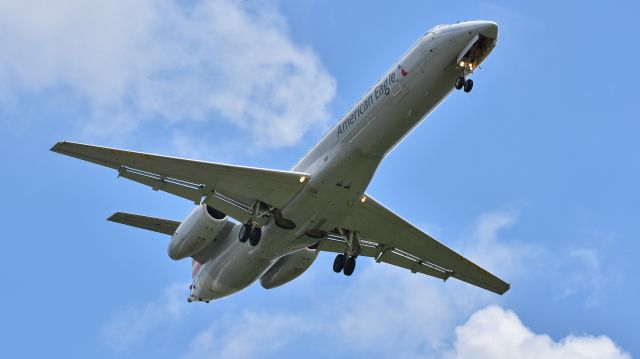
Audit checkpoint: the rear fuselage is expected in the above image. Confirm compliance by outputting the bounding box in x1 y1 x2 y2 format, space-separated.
190 21 498 301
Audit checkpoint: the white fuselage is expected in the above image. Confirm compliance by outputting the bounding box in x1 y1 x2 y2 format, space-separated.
190 21 498 301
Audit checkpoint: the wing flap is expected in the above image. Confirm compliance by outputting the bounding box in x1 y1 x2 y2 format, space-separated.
118 166 204 204
51 141 311 219
107 212 180 235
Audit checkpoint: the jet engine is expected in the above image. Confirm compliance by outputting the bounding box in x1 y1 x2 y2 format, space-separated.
168 204 227 260
259 248 319 289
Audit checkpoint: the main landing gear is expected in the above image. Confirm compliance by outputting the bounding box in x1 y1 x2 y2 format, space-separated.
455 76 473 93
333 253 357 276
332 229 361 276
239 223 262 246
238 200 273 246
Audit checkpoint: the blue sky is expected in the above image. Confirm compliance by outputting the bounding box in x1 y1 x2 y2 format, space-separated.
1 0 638 358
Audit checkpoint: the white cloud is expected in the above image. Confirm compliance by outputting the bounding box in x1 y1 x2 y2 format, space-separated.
102 282 189 350
462 207 542 278
445 305 630 359
560 248 608 307
183 311 306 359
177 265 468 358
181 287 631 359
472 209 518 243
0 0 336 153
461 209 613 308
101 208 630 358
180 209 532 357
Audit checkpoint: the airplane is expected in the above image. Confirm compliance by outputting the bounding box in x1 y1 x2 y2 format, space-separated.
51 20 509 302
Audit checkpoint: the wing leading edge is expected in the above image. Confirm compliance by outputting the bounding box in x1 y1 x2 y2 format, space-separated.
320 195 510 295
51 141 310 222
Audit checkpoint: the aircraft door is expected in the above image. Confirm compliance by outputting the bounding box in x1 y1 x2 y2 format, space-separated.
391 65 409 104
391 67 402 96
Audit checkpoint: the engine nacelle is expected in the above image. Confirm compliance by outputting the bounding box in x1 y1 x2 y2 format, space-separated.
168 204 227 260
259 248 319 289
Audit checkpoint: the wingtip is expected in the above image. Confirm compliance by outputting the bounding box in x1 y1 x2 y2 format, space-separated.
106 212 123 222
50 141 67 153
499 282 511 295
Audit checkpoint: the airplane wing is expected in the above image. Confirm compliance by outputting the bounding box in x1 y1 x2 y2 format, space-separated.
107 212 180 235
317 195 510 295
51 141 310 222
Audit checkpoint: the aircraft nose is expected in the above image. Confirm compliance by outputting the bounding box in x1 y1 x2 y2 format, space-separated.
474 21 498 39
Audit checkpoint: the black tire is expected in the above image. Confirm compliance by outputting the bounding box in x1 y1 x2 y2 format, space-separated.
333 254 345 273
463 79 474 93
455 76 465 90
238 224 251 242
249 227 262 246
343 256 356 276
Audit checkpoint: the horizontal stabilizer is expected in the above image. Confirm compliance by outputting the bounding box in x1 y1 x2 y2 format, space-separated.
107 212 180 235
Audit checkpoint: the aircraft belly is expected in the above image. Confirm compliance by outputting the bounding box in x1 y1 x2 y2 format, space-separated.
258 63 461 260
192 227 274 300
191 23 498 301
348 54 459 157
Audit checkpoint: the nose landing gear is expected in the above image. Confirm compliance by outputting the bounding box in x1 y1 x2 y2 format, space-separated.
455 60 476 93
455 76 474 93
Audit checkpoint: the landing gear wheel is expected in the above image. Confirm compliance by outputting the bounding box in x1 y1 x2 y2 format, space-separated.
238 223 252 243
455 76 465 90
333 254 345 273
463 79 474 93
343 256 356 276
248 227 262 246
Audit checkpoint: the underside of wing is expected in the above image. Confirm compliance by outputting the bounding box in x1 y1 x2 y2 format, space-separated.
316 236 452 280
321 195 510 295
51 141 310 222
107 212 180 235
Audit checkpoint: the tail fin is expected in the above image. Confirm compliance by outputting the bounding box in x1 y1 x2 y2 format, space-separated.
192 259 202 279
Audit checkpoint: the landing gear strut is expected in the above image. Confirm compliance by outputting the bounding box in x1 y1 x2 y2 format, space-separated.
238 200 270 246
455 58 476 93
332 230 361 276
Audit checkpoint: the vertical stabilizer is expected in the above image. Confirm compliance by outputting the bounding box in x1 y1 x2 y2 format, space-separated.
192 259 202 280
